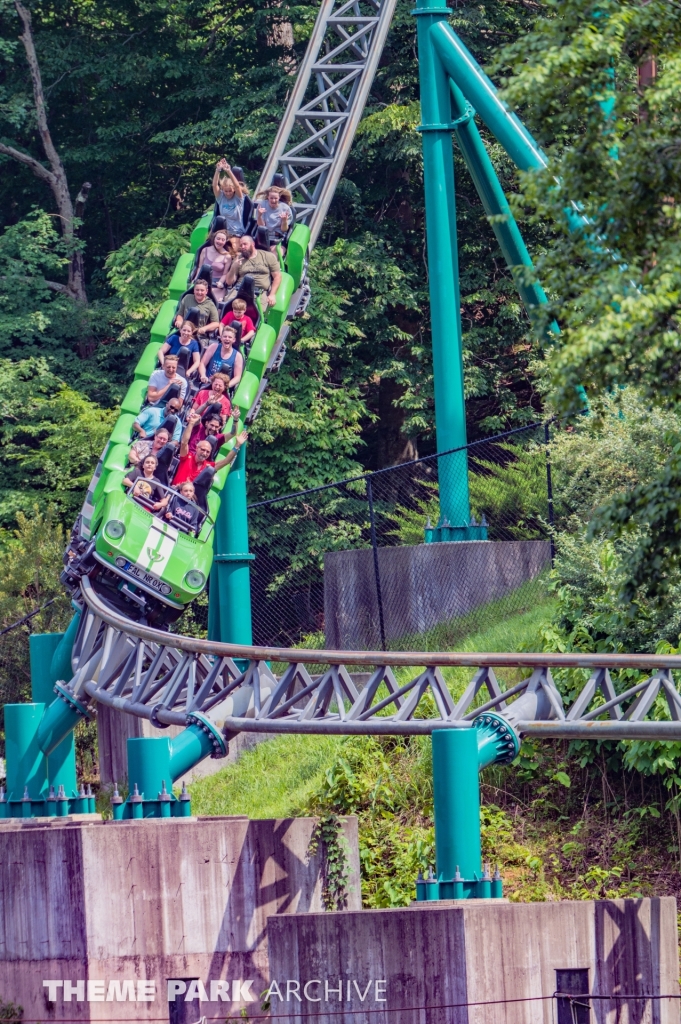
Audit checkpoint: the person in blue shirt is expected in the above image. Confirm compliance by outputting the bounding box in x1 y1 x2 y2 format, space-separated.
212 159 246 237
159 320 201 378
133 396 183 442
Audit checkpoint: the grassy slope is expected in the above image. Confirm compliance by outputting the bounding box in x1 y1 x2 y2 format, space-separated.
189 596 556 819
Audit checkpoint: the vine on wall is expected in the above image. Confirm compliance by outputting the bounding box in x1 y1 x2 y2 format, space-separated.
309 813 350 910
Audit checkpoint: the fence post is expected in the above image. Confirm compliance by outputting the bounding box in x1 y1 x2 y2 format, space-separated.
544 421 555 566
366 478 387 651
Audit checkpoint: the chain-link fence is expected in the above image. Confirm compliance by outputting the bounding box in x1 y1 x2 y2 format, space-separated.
247 422 555 651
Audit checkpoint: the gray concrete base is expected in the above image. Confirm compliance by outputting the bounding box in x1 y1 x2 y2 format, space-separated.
267 897 679 1024
324 540 551 649
0 814 360 1021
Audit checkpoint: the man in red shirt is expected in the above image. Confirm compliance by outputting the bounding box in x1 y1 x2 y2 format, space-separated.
174 413 248 497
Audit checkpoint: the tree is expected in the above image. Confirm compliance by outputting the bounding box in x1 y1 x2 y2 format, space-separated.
0 357 117 527
491 0 681 603
0 1 89 300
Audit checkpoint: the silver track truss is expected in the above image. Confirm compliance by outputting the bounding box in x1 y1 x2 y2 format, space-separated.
256 0 398 248
67 579 681 742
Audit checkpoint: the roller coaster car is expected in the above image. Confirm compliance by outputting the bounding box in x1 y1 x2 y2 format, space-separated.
69 488 213 628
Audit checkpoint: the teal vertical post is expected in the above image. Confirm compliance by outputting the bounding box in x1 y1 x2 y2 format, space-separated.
30 631 78 798
208 445 254 648
414 0 471 536
127 737 172 800
431 728 482 890
5 704 48 803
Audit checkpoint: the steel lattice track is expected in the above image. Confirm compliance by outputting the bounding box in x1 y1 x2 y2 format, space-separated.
62 579 681 742
256 0 398 248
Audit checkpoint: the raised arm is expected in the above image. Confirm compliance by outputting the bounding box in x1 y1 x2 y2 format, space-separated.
224 163 243 200
212 160 225 199
180 412 200 458
213 430 248 472
222 407 241 442
225 254 242 287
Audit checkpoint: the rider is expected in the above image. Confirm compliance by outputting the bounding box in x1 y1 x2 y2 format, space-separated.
199 324 243 388
211 159 246 238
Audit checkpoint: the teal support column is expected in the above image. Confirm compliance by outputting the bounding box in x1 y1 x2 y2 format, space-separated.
127 737 172 801
432 728 481 890
121 720 226 820
208 445 254 654
414 0 472 538
30 625 80 796
428 715 519 899
5 704 48 803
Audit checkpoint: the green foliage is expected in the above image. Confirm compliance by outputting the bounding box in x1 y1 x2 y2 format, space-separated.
384 440 548 545
0 210 75 349
0 358 117 527
544 393 681 654
0 508 72 722
308 814 351 910
188 734 347 819
0 996 22 1021
105 225 191 333
0 509 73 631
493 0 681 597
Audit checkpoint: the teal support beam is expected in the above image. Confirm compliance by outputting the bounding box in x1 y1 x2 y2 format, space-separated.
208 445 254 652
49 612 81 685
429 21 547 173
414 0 472 536
449 81 550 318
168 715 226 781
37 685 91 757
30 625 81 796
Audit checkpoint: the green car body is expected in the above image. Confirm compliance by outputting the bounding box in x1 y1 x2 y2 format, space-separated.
93 489 213 609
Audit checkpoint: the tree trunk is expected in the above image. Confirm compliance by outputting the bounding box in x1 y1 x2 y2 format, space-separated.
0 2 88 302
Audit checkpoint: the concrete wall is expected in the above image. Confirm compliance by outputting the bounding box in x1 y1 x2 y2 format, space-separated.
97 704 271 786
267 898 679 1024
324 540 551 649
0 814 360 1021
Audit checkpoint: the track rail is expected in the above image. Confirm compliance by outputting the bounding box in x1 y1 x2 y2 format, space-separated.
68 578 681 740
256 0 398 248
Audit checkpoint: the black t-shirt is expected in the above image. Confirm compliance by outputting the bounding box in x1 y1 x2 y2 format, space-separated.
127 468 165 503
168 495 201 529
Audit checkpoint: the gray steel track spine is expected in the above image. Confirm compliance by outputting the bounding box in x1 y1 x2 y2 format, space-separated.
256 0 398 249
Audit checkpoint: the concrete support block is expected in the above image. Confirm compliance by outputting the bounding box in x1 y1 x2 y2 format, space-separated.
0 814 360 1020
267 898 679 1024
